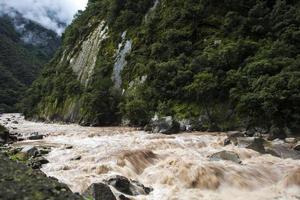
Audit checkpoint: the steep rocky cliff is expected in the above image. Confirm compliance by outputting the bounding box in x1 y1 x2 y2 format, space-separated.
24 0 300 133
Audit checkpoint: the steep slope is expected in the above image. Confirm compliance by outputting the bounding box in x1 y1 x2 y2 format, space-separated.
24 0 300 134
0 13 60 112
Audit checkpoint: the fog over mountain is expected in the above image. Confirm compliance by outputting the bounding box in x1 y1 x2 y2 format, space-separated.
0 0 88 35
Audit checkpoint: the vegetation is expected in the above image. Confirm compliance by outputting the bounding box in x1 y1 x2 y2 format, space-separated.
0 14 60 112
24 0 300 134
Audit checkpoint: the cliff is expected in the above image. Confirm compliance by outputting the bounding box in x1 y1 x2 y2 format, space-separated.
24 0 300 134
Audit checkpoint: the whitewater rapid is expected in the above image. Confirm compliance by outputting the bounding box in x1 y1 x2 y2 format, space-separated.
1 113 300 200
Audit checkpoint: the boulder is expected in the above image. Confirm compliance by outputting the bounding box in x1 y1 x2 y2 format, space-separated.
105 175 153 196
236 137 266 154
0 125 9 144
293 142 300 151
209 151 241 164
83 183 116 200
285 138 297 144
28 132 44 140
150 116 180 134
28 157 49 169
21 146 39 157
267 126 287 140
266 142 300 159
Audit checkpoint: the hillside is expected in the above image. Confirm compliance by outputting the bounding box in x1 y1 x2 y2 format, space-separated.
0 13 60 112
24 0 300 135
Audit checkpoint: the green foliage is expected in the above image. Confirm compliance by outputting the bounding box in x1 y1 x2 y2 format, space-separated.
24 0 300 132
0 15 60 112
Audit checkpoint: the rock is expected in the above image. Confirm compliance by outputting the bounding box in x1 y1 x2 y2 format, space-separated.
40 148 51 155
28 132 44 140
150 116 180 134
71 155 81 161
12 121 18 124
65 145 73 149
105 175 153 196
265 140 300 159
119 194 131 200
0 125 9 144
285 138 297 144
268 126 287 140
0 153 82 200
223 138 231 146
28 157 49 169
209 151 241 164
83 183 116 200
236 137 266 154
294 142 300 151
21 146 39 157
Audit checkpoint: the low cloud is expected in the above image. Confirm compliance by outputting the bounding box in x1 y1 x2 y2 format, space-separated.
0 0 88 35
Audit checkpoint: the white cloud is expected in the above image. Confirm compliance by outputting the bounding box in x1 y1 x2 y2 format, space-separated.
0 0 88 35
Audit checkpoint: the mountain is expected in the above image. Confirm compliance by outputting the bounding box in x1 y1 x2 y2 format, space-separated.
23 0 300 135
0 12 60 112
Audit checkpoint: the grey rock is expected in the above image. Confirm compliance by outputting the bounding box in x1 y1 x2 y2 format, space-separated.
285 138 297 144
209 151 241 164
83 183 116 200
21 146 39 157
105 175 153 196
28 132 44 140
71 155 81 161
150 116 180 134
236 137 266 154
28 157 49 169
267 142 300 159
294 142 300 151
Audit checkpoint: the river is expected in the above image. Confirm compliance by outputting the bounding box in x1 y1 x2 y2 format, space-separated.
1 113 300 200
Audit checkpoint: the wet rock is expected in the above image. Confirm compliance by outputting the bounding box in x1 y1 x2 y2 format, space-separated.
28 132 44 140
12 121 18 124
150 116 180 134
21 146 39 157
119 194 131 200
223 138 231 146
40 148 51 155
236 137 266 154
285 138 297 144
209 151 241 164
105 175 153 196
83 183 116 200
267 141 300 159
65 145 73 149
267 126 287 140
294 142 300 151
28 157 49 169
71 155 81 161
0 125 9 144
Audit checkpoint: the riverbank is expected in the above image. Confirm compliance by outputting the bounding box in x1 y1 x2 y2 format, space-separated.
1 113 300 200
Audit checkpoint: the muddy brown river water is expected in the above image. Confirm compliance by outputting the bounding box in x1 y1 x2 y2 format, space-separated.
1 113 300 200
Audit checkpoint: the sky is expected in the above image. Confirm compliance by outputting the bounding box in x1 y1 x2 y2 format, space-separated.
0 0 88 35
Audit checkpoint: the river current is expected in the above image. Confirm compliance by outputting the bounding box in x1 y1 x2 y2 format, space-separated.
1 113 300 200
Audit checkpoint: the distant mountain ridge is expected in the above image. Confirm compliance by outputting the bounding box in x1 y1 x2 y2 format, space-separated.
0 11 60 112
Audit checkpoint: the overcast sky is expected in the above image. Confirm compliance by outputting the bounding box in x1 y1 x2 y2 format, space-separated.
0 0 88 35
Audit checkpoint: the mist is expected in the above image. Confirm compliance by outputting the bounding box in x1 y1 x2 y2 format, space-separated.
0 0 88 35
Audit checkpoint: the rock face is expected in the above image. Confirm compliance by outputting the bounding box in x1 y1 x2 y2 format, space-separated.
209 151 241 164
149 116 180 134
0 153 82 200
105 175 153 196
83 183 116 200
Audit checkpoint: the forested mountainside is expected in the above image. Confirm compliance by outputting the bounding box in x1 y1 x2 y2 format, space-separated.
24 0 300 134
0 13 60 112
